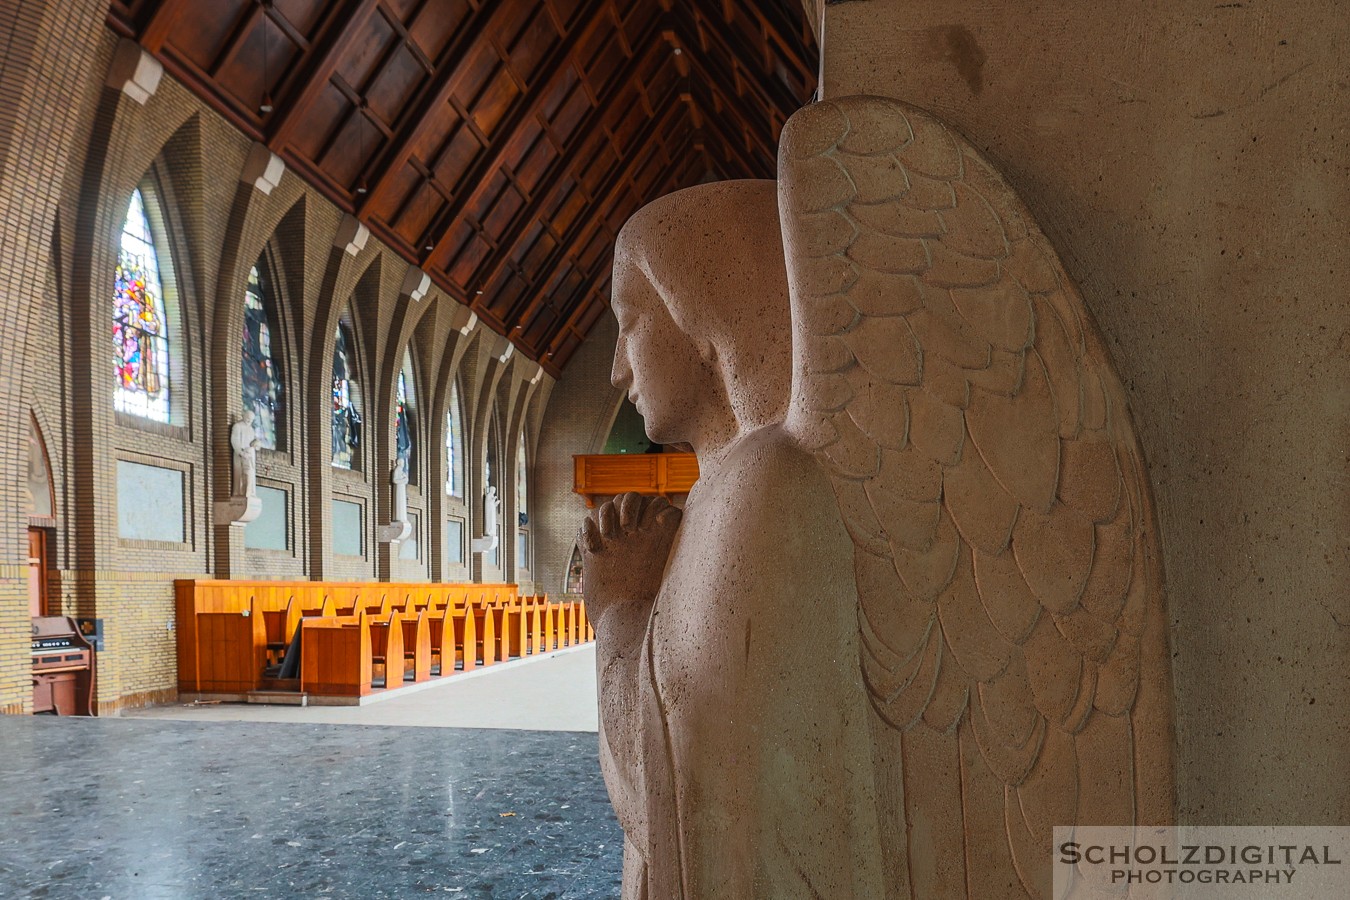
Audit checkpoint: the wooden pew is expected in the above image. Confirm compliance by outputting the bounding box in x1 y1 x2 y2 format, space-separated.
401 607 432 683
192 598 268 693
300 611 372 697
468 592 497 667
521 595 544 656
368 609 405 688
175 579 571 697
301 595 336 618
449 594 477 672
261 596 299 664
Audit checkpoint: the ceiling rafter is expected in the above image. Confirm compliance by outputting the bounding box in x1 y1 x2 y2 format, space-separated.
107 0 816 375
498 95 690 339
266 0 381 148
357 1 517 211
414 0 616 263
463 23 671 295
503 101 690 346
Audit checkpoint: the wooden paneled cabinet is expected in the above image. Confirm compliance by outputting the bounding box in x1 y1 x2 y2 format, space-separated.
572 452 700 508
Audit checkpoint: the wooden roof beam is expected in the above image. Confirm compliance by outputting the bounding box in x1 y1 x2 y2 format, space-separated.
413 0 612 259
357 0 515 214
462 27 668 292
506 94 687 334
538 129 699 358
268 0 383 150
679 7 804 120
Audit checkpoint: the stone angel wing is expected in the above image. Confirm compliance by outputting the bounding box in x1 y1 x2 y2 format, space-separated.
779 96 1174 899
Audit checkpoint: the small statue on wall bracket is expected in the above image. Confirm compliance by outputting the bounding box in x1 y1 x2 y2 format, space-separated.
215 411 262 526
378 457 412 544
581 96 1175 899
472 468 500 555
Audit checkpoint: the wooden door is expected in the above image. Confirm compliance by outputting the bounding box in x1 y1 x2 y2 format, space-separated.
27 528 47 617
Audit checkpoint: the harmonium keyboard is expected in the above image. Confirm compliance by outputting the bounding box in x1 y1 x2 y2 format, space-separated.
31 616 96 715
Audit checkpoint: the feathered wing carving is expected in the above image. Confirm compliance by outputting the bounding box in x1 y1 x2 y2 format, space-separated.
779 96 1174 899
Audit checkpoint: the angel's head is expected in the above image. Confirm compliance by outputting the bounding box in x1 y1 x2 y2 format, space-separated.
610 180 792 448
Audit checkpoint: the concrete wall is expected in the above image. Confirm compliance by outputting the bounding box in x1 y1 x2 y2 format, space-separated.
814 0 1349 824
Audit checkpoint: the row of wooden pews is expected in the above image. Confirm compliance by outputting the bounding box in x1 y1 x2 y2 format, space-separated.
174 581 592 701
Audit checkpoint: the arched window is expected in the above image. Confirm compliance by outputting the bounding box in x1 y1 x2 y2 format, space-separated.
395 348 417 482
566 544 584 594
445 379 464 498
241 261 283 449
515 430 529 571
486 415 501 568
331 318 363 469
516 431 528 525
113 188 171 421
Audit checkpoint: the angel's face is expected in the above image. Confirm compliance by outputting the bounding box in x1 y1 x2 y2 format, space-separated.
610 287 721 447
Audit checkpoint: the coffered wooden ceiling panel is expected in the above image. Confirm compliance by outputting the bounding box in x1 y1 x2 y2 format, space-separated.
108 0 817 375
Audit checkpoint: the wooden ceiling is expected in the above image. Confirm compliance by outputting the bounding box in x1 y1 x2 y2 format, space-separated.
107 0 817 376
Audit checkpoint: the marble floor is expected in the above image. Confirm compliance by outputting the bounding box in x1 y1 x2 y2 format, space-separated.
127 645 600 732
1 652 622 899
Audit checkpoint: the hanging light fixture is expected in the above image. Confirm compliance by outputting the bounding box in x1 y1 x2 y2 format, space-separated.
355 102 368 195
259 2 273 114
423 180 434 251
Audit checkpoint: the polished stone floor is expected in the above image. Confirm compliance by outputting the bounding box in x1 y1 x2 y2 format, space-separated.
0 716 622 899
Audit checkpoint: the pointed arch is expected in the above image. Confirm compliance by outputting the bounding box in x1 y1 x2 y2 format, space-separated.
515 427 530 574
241 255 285 450
395 346 418 484
26 413 55 522
446 376 465 499
113 187 171 421
485 409 503 570
515 428 529 522
331 307 365 470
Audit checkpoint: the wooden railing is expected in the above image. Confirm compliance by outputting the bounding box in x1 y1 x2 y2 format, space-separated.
573 452 699 508
174 581 591 699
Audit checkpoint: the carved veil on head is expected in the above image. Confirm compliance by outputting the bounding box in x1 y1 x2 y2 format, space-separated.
612 180 792 436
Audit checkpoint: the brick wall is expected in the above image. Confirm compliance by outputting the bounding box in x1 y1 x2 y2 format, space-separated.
0 5 553 714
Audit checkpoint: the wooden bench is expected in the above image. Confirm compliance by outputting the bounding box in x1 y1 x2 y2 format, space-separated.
261 596 299 664
368 609 405 688
175 580 589 699
191 598 268 693
399 605 432 683
299 612 372 697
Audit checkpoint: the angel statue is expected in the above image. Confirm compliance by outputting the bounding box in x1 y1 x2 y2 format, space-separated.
580 96 1174 899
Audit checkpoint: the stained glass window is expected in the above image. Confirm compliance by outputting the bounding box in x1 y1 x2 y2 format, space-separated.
395 349 417 481
331 320 363 468
445 380 463 498
113 188 170 421
242 263 283 449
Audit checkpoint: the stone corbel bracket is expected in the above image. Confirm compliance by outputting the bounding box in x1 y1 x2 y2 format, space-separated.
106 39 163 105
241 142 285 195
401 267 432 302
214 495 262 527
334 214 369 256
378 520 412 544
